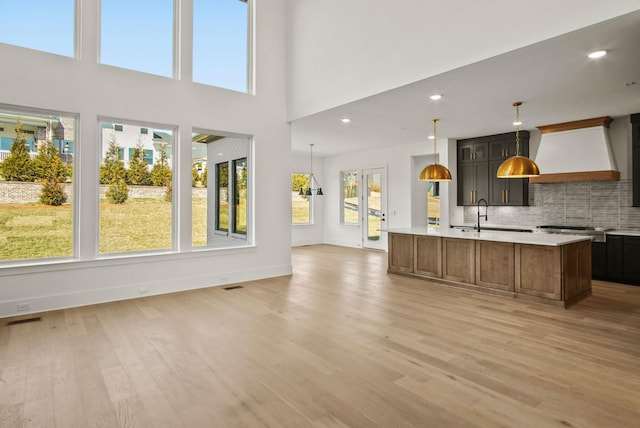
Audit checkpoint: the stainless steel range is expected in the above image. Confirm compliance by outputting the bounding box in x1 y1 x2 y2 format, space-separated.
535 225 607 243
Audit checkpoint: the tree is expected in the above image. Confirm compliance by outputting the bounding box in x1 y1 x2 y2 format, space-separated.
127 141 150 185
292 173 309 192
0 123 35 182
100 134 127 185
201 166 208 188
101 134 128 204
150 145 172 187
33 140 69 205
192 163 202 187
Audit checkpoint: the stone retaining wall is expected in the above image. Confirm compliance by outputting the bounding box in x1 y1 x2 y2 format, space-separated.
0 181 207 203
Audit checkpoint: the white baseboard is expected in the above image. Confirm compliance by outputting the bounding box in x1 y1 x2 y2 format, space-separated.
0 264 292 319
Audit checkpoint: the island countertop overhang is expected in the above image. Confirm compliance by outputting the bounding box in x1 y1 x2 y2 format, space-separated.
387 227 592 247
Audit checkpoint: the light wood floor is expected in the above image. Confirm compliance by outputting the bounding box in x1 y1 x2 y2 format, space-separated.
1 244 640 427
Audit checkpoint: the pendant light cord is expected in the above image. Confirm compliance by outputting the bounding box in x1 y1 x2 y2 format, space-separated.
514 102 521 156
432 119 438 163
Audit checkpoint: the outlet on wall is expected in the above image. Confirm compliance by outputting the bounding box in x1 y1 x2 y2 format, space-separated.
17 302 31 312
138 287 149 295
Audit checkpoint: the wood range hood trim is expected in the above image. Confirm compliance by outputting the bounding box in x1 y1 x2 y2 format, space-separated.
529 169 620 183
532 116 620 184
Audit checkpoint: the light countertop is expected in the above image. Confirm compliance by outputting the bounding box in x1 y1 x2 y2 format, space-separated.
607 229 640 237
451 223 534 232
388 227 592 246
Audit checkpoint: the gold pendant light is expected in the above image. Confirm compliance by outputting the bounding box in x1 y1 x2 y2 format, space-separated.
497 102 540 178
419 119 452 182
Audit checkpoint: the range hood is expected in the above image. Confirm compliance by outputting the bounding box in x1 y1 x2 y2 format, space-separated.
530 116 619 183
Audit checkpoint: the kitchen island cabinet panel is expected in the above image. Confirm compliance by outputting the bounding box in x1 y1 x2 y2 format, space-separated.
387 228 592 307
388 233 413 273
442 238 475 284
475 240 515 291
515 244 562 300
562 240 592 302
414 235 442 278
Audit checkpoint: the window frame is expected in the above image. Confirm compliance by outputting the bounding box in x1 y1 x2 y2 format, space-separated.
0 103 79 265
340 170 360 225
215 161 230 233
192 0 253 94
232 157 247 235
97 117 177 256
291 172 312 225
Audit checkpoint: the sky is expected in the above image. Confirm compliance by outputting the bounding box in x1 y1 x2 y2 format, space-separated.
0 0 248 93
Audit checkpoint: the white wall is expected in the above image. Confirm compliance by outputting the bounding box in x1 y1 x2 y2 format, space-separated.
291 153 325 246
287 0 640 121
0 0 292 317
322 138 455 248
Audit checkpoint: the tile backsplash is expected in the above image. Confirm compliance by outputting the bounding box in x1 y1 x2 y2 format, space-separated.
463 179 640 230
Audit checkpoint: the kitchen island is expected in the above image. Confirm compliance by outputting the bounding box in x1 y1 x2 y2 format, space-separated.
388 227 592 308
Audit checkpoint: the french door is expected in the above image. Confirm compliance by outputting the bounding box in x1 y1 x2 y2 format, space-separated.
362 167 387 250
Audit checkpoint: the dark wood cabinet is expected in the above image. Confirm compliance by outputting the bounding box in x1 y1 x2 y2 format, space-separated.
606 235 624 281
457 142 488 205
458 132 528 207
458 141 488 163
591 241 607 279
490 160 527 206
632 114 640 207
623 236 640 282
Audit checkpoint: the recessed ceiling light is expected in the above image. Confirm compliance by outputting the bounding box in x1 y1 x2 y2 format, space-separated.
588 50 607 59
430 94 442 101
341 117 351 124
513 120 522 126
428 135 435 140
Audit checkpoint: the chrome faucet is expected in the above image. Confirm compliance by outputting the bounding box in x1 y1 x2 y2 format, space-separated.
476 198 488 231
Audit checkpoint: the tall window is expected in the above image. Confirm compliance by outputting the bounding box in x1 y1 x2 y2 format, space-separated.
193 0 249 92
216 162 229 232
98 120 174 254
0 106 76 262
100 0 174 77
341 171 359 224
291 173 310 224
233 158 247 234
428 182 441 227
0 1 74 57
192 132 250 248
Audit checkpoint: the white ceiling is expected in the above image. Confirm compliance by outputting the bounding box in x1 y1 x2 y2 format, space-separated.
290 10 640 157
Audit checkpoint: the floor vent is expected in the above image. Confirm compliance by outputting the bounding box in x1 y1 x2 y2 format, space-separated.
223 285 244 291
7 317 42 326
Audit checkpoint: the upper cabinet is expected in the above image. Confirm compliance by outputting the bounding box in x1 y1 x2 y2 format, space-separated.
457 132 530 207
632 114 640 207
457 141 488 205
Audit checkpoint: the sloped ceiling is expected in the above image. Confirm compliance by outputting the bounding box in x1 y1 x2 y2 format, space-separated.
288 1 640 156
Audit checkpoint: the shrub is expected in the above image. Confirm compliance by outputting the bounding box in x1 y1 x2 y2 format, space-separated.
106 180 129 204
127 142 151 185
101 134 127 185
40 179 67 206
0 124 35 181
150 145 172 186
164 180 172 202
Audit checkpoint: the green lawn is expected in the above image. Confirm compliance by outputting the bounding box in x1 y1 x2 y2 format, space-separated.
0 198 213 260
0 203 73 260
